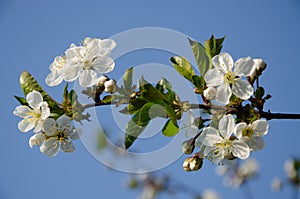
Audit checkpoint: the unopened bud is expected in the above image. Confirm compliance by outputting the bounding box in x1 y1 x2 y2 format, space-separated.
203 86 216 100
182 139 195 155
183 156 203 172
97 75 109 86
249 59 267 82
104 79 117 93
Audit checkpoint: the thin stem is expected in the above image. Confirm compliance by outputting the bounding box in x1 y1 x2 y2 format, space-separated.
82 102 300 120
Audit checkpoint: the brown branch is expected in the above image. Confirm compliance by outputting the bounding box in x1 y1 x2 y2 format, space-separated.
82 102 300 120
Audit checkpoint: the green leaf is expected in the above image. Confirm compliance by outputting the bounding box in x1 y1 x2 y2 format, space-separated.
139 77 167 103
204 35 225 58
162 119 179 137
192 75 205 93
125 102 153 149
123 67 133 91
19 71 62 111
102 95 113 104
188 38 211 77
255 87 265 100
170 56 195 82
14 95 27 105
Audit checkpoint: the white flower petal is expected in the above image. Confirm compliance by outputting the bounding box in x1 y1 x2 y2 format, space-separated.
252 120 269 136
29 133 45 148
248 137 265 151
202 127 220 146
26 91 43 109
63 64 81 82
68 128 80 140
18 118 35 132
61 139 75 153
234 122 247 138
40 102 50 119
45 72 64 86
100 39 116 50
212 52 234 72
231 140 250 159
219 115 235 138
42 118 57 136
13 106 31 118
232 79 253 100
234 56 255 76
40 138 60 157
204 69 224 87
33 120 43 133
56 115 71 130
79 70 98 87
93 56 115 73
216 83 232 104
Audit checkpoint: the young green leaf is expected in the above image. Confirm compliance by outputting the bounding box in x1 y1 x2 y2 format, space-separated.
162 119 179 137
204 35 225 58
170 56 195 82
123 67 133 92
188 38 211 77
14 95 27 105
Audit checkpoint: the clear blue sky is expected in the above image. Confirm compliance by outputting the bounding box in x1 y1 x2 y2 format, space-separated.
1 0 300 199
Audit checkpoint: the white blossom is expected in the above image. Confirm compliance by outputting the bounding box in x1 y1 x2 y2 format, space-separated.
62 37 116 87
45 37 116 87
202 189 220 199
40 115 80 157
200 114 250 164
13 90 50 132
204 52 256 104
181 111 198 138
235 119 269 151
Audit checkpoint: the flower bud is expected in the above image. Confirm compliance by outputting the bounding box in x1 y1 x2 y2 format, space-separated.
104 79 117 93
249 58 267 83
204 86 216 100
97 75 109 86
183 156 203 172
182 139 195 155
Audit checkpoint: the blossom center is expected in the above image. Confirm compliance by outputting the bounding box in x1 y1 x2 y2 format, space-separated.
242 127 254 138
83 60 93 70
28 110 41 119
224 72 236 85
214 139 232 156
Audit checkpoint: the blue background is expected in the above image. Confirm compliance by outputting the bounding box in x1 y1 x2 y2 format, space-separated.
1 0 300 198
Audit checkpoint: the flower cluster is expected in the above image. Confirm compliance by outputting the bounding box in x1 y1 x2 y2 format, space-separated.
194 114 268 164
14 90 79 157
46 37 116 88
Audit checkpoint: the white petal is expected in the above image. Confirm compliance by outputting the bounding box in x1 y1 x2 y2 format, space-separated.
29 133 45 148
100 39 116 50
33 120 43 133
248 137 265 151
252 120 269 136
216 83 232 104
234 57 255 76
232 79 253 100
234 122 247 138
79 70 98 87
45 72 64 86
40 102 50 119
13 106 31 118
40 138 60 157
212 52 234 72
61 140 75 153
26 91 43 109
18 118 35 132
202 127 220 146
204 69 224 87
56 115 71 131
67 127 80 140
93 56 115 73
219 115 235 138
63 64 81 82
231 140 250 159
42 118 57 136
